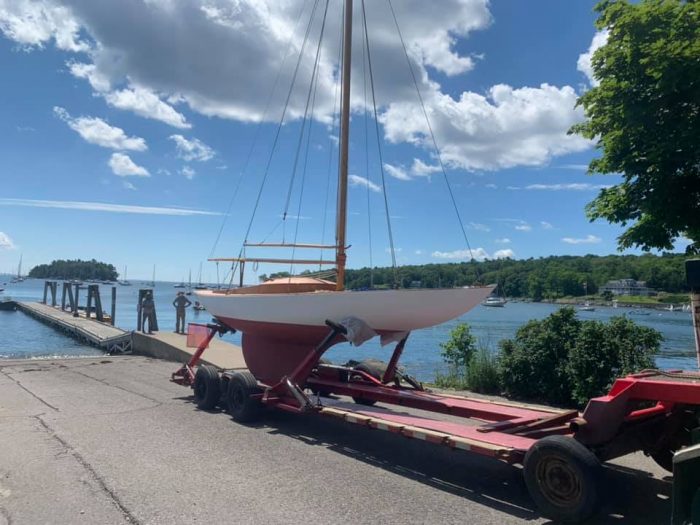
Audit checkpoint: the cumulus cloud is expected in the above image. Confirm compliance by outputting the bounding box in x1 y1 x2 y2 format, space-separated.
562 234 601 245
495 238 510 244
109 153 149 177
0 0 87 51
54 107 147 151
0 231 16 250
1 0 592 172
432 247 513 261
540 221 554 230
515 224 532 232
170 135 215 162
349 174 381 193
577 30 609 86
411 158 441 177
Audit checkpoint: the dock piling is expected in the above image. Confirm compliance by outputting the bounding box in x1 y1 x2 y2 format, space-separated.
111 286 116 326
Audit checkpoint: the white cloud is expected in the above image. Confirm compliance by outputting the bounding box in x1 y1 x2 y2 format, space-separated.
105 86 190 129
495 238 510 244
415 249 423 255
381 83 591 171
515 224 532 232
181 165 196 180
540 221 554 230
109 153 149 177
0 198 220 216
411 158 441 177
2 1 592 172
520 183 611 191
170 135 214 162
577 30 609 86
562 234 602 245
349 174 381 193
384 163 411 181
0 232 16 250
431 247 513 261
485 183 497 189
54 107 147 151
0 0 88 52
493 249 514 259
122 181 136 191
558 164 589 171
468 222 490 232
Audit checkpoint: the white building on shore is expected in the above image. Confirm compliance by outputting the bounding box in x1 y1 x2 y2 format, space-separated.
599 279 655 296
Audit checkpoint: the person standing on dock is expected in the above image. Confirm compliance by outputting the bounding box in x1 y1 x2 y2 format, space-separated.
141 291 156 334
172 291 191 334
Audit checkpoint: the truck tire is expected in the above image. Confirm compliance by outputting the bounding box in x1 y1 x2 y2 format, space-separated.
193 365 221 410
227 371 264 423
351 360 387 406
524 435 601 523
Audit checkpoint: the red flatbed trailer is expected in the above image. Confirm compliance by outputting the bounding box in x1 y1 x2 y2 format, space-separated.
172 320 700 523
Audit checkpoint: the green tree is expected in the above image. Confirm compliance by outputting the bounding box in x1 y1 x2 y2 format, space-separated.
571 0 700 252
439 323 478 370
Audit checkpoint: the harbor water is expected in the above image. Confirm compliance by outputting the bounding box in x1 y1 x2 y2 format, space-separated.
1 277 697 380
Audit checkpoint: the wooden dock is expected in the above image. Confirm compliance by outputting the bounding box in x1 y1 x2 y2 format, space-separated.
17 301 132 354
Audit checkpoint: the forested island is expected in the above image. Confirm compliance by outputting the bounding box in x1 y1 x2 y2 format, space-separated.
28 259 118 281
262 253 690 300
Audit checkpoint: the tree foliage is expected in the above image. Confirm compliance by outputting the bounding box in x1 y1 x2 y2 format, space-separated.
343 252 689 298
500 307 661 407
28 259 118 281
571 0 700 252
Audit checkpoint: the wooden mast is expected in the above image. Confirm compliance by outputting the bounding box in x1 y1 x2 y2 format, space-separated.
335 0 353 291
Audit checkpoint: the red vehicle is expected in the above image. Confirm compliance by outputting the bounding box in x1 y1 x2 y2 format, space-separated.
173 318 700 523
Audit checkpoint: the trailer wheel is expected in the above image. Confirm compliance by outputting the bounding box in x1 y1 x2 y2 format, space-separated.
524 435 601 523
227 371 263 423
351 360 387 406
193 365 221 410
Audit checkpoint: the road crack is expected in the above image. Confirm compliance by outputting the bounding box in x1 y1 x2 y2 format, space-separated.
34 416 141 525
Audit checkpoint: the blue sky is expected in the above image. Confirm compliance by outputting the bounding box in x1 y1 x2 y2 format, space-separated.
0 0 688 283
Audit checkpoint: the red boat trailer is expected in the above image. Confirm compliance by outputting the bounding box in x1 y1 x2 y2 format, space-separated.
172 320 700 523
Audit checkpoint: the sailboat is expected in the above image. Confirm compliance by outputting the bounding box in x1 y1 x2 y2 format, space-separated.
196 0 493 385
118 265 132 286
185 269 193 296
174 277 187 288
194 262 208 290
10 255 24 283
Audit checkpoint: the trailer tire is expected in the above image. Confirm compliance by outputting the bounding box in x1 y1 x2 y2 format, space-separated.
193 365 221 410
524 435 601 523
227 371 263 423
351 360 387 406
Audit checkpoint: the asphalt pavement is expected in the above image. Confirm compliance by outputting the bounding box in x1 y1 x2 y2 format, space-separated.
0 356 673 524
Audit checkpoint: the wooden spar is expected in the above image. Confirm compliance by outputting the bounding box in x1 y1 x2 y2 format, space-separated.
209 257 337 265
244 242 339 249
335 0 353 292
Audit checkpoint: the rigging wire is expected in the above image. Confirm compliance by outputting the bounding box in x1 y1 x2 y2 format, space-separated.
289 0 330 275
361 6 374 288
386 0 475 263
226 0 323 288
361 0 399 287
319 7 344 272
208 0 310 261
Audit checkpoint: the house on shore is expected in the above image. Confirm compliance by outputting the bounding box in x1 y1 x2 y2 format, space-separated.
599 279 656 296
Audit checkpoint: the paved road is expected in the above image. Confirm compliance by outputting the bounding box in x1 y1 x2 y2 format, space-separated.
0 356 672 524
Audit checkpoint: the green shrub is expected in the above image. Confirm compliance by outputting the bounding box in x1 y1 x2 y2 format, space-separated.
439 323 477 372
568 316 660 405
499 308 581 405
499 307 662 407
465 347 501 394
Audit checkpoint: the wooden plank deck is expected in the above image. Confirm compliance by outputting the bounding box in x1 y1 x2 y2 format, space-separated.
17 302 132 353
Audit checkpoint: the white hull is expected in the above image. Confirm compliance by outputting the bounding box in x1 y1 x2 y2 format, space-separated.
196 285 494 333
